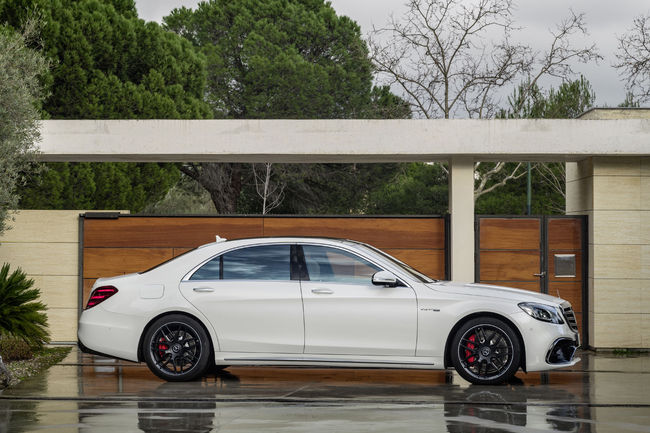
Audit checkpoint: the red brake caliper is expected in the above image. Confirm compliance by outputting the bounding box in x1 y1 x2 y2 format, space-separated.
466 334 476 363
158 337 168 357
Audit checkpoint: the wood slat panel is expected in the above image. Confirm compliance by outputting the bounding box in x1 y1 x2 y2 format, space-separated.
547 218 582 250
263 218 444 249
547 282 583 312
479 250 540 281
84 217 264 248
480 218 540 250
83 278 96 307
479 281 541 292
383 249 445 280
548 251 582 282
574 313 583 336
84 248 173 278
173 248 192 257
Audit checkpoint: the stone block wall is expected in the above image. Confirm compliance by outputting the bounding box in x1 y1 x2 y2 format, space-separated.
567 157 650 348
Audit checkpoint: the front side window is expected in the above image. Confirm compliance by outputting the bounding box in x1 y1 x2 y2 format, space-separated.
302 245 381 284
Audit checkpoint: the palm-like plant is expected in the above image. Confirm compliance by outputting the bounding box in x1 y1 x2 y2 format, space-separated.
0 263 49 346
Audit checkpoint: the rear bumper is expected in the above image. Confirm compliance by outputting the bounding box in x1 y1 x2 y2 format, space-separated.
78 306 144 362
77 339 136 363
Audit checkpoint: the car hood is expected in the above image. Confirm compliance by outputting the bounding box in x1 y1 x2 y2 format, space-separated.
429 281 565 306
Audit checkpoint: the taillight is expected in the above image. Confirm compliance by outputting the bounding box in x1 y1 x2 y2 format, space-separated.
86 286 118 309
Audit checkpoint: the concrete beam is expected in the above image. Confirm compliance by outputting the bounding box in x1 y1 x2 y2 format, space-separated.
38 119 650 163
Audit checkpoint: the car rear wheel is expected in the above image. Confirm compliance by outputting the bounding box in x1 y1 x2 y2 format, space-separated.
143 314 211 381
450 317 521 385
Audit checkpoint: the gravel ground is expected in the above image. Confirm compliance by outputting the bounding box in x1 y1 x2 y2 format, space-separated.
0 346 71 389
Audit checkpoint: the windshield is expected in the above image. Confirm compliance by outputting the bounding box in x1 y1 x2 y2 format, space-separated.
351 241 437 283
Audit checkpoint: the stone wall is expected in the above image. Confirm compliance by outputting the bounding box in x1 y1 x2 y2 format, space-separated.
0 210 129 342
567 157 650 348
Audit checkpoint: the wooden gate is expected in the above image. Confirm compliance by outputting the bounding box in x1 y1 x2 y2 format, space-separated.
80 214 448 309
476 216 588 341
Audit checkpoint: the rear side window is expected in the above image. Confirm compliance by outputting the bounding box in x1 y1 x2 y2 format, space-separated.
190 245 291 281
302 245 380 284
189 257 220 280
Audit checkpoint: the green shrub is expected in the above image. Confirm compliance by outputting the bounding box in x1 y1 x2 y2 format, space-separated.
0 334 33 361
0 263 49 346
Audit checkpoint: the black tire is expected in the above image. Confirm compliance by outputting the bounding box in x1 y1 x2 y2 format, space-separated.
142 314 211 381
450 317 521 385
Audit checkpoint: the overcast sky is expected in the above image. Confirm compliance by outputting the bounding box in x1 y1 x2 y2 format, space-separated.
135 0 650 108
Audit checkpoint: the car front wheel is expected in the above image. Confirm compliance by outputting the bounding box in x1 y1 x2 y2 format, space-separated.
450 317 521 385
142 314 211 381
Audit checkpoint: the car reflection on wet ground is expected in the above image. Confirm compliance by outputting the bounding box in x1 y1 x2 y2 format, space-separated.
0 348 648 432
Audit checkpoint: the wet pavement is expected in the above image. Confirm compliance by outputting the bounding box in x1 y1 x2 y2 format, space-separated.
0 348 649 432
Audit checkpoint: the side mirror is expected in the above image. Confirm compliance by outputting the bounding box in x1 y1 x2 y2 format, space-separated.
372 270 398 287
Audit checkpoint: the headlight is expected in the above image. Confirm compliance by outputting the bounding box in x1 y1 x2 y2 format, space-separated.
518 302 564 324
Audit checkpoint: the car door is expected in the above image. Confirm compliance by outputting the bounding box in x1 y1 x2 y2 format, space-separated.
299 244 418 356
179 244 304 354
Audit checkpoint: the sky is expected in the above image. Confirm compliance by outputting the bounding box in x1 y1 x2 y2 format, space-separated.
134 0 650 108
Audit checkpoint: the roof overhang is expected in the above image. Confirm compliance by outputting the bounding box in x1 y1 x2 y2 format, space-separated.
38 118 650 163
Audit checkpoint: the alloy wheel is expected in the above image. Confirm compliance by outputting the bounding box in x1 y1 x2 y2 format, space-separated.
457 323 514 380
149 322 203 376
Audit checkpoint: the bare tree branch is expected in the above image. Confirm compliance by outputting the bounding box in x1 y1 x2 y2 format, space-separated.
369 0 529 119
474 162 527 200
512 10 602 114
535 162 566 213
252 163 286 214
370 1 600 199
614 14 650 103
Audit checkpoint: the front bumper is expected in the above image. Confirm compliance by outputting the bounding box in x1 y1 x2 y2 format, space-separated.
546 338 579 365
510 311 580 371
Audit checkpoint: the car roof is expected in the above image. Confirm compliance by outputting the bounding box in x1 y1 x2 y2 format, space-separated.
198 236 360 249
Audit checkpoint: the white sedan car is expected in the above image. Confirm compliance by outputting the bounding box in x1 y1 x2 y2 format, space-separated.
78 237 580 385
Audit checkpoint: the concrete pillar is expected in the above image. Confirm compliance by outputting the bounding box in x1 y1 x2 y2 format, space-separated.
449 157 475 282
566 157 650 349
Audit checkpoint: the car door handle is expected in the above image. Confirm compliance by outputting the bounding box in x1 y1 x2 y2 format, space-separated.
533 272 546 277
311 288 334 295
193 287 214 293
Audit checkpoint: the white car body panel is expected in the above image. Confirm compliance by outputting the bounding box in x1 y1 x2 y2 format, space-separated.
78 237 580 376
301 280 417 356
179 280 304 353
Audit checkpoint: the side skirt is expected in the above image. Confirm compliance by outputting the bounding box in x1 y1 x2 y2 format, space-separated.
216 353 443 370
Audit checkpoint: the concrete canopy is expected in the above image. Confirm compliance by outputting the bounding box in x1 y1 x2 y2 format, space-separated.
38 118 650 163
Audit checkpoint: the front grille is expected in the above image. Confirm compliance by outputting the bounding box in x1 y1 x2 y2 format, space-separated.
562 306 578 332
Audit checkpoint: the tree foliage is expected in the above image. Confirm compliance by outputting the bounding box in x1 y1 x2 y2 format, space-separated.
236 163 404 215
0 21 48 235
367 163 448 215
0 0 212 212
500 75 595 119
165 0 409 214
164 0 374 119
